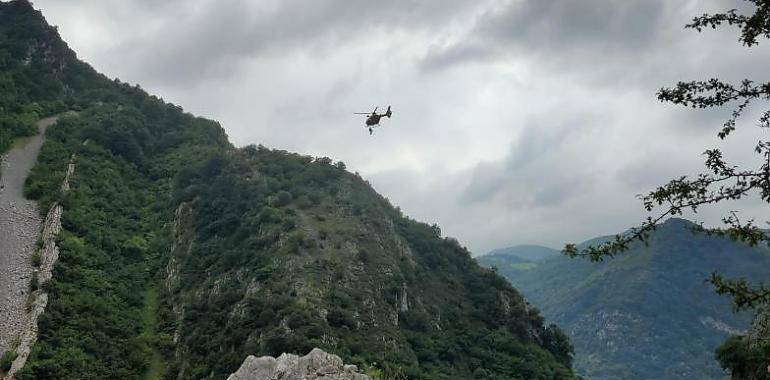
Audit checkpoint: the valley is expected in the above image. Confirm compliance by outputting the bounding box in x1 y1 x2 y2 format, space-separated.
478 219 770 380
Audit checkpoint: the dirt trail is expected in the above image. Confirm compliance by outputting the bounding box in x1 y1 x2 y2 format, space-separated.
0 117 57 355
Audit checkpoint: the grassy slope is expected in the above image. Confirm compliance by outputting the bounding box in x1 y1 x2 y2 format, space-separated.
142 286 166 380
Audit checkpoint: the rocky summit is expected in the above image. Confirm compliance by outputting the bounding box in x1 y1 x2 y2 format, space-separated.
228 348 370 380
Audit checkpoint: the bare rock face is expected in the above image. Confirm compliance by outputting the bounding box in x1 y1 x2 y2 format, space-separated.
747 304 770 348
228 348 371 380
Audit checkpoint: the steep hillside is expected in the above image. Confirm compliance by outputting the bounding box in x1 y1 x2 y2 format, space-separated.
478 218 770 380
0 0 115 155
0 2 576 379
161 147 574 379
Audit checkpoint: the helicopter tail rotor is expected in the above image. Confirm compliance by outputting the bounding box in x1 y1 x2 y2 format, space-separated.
385 105 392 118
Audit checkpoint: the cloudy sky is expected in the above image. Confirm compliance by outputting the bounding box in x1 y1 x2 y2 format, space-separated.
33 0 770 254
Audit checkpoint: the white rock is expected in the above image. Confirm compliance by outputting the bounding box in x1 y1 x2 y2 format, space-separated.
227 348 371 380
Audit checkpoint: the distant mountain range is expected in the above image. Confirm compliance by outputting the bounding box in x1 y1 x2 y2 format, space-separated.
478 218 770 380
485 244 560 262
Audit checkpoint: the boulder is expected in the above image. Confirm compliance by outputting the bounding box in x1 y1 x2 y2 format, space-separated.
228 348 371 380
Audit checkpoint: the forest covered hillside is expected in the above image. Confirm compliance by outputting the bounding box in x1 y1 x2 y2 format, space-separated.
0 1 576 379
0 0 90 154
478 218 770 380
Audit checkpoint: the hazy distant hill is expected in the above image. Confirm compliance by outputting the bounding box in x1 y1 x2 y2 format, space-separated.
485 244 560 262
478 218 770 380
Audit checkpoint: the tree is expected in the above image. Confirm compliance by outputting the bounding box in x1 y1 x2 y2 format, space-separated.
564 2 770 377
565 0 770 310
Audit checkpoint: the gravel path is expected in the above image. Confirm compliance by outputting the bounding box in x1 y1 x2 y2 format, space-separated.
0 117 57 354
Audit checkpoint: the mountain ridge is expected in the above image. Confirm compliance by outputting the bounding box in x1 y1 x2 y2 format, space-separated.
484 244 560 262
0 2 577 379
478 217 769 380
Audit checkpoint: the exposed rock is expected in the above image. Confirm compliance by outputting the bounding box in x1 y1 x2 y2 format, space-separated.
747 304 770 348
0 118 53 356
700 316 744 336
0 118 62 380
1 118 72 380
398 283 409 313
228 348 370 380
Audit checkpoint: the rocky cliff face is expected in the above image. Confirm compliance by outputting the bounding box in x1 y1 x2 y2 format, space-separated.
160 147 575 379
228 348 370 380
747 306 770 351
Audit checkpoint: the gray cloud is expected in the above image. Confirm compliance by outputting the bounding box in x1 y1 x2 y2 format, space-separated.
86 0 482 85
463 117 593 208
424 0 665 70
33 0 770 254
481 0 664 52
422 0 770 92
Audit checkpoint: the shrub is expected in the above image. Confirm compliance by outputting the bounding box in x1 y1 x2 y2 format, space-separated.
29 271 38 291
0 350 18 372
31 251 41 267
326 308 356 329
275 190 292 207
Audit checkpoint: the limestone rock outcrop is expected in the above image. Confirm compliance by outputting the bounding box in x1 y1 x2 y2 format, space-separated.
228 348 371 380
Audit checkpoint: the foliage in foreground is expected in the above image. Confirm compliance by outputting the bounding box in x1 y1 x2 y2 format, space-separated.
0 350 18 373
564 0 770 311
563 2 770 378
716 335 770 380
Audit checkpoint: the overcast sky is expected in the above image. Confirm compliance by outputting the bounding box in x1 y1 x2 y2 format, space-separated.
32 0 770 254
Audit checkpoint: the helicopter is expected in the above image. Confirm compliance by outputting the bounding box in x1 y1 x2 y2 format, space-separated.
354 106 392 135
